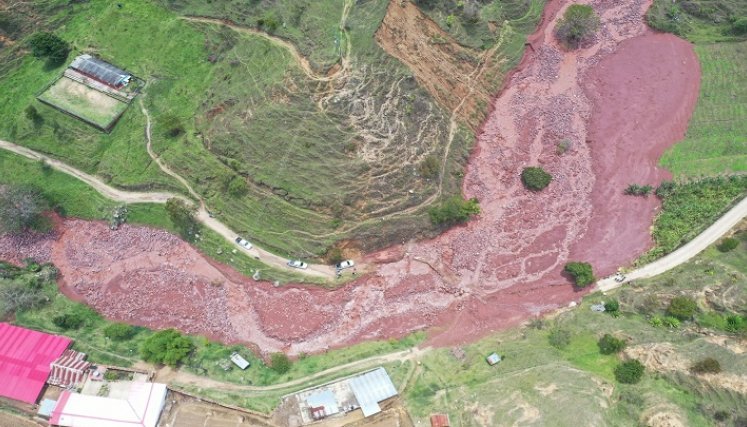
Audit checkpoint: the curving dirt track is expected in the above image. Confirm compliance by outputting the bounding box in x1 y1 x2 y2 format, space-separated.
1 0 702 355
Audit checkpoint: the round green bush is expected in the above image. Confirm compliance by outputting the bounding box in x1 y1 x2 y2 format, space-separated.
548 327 571 349
598 334 626 355
717 237 739 253
270 352 292 374
555 4 600 49
666 296 698 320
104 323 137 341
564 261 595 287
614 359 645 384
521 167 552 191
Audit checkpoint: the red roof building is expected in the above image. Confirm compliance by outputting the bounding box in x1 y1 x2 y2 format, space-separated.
0 323 72 403
48 350 91 388
430 414 451 427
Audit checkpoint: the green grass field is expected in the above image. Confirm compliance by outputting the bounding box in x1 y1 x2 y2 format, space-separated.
37 77 129 129
403 232 747 426
660 42 747 176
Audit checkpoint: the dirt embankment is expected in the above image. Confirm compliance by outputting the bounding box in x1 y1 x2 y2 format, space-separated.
375 0 494 130
3 0 702 355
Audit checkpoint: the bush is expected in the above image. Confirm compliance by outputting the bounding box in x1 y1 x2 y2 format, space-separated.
140 329 193 366
666 296 697 320
624 184 653 196
326 247 344 265
165 198 198 239
732 17 747 35
521 167 552 191
0 185 50 234
52 313 85 330
227 177 248 197
663 316 681 328
270 352 292 374
725 315 746 333
104 323 137 341
717 237 739 253
598 334 626 354
615 359 645 384
28 32 70 66
25 105 43 126
428 196 480 226
649 315 664 327
604 299 620 314
564 262 595 287
555 5 600 48
548 327 571 349
690 357 721 374
418 155 440 179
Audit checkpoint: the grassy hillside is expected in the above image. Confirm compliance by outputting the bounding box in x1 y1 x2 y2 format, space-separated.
0 0 544 259
403 231 747 426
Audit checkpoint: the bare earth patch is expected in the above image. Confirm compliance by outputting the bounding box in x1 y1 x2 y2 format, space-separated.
8 0 702 355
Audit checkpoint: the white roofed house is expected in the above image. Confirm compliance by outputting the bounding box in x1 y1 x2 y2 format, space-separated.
48 382 168 427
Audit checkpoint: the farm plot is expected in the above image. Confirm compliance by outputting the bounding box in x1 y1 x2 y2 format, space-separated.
660 41 747 176
37 76 129 130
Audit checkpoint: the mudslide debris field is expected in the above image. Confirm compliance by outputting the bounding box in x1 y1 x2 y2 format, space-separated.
1 0 701 354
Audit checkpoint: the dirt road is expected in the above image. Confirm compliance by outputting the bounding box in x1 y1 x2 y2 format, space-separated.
598 194 747 293
0 138 335 279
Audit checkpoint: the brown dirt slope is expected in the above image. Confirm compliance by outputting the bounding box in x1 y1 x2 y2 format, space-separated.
375 0 492 130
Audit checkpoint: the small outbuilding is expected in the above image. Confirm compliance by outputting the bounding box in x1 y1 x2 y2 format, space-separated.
230 352 250 370
486 353 501 366
48 349 91 388
430 413 451 427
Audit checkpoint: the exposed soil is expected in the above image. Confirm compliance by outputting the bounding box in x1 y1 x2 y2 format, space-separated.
4 0 702 355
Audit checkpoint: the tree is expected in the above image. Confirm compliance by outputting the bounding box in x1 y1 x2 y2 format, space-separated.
0 185 49 234
165 198 198 239
27 32 70 66
270 352 292 374
564 262 595 287
690 357 721 374
717 237 739 253
604 298 620 315
428 196 480 226
104 323 137 341
598 334 626 354
666 296 697 320
548 327 571 349
555 4 600 49
521 167 552 191
25 105 44 126
52 313 85 330
614 359 644 384
140 329 194 366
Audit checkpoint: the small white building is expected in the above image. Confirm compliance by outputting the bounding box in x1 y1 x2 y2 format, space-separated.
230 352 251 370
49 382 167 427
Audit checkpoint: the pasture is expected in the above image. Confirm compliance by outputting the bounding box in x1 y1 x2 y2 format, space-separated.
37 76 129 130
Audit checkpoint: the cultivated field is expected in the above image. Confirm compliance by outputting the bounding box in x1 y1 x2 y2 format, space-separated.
660 41 747 176
37 76 128 130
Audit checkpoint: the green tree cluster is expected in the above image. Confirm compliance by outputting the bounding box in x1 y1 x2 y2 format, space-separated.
555 5 600 49
564 262 595 287
52 313 85 330
165 198 198 239
521 167 552 191
270 352 292 374
0 185 49 234
104 323 137 341
614 359 644 384
428 196 480 226
666 296 697 320
28 32 70 66
140 329 194 366
598 334 626 354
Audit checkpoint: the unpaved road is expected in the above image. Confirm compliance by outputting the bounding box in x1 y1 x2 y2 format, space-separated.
597 194 747 293
0 138 335 279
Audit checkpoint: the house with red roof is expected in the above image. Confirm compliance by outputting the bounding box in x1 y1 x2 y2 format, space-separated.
0 323 72 404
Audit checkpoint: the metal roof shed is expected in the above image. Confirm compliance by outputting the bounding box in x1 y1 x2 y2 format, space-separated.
70 54 131 88
0 323 72 403
48 349 91 388
348 367 398 417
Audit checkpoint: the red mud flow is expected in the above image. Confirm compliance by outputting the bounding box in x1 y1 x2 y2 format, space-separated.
0 0 701 354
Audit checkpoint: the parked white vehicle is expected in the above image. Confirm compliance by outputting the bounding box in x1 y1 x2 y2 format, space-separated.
235 237 252 250
287 260 308 269
336 260 355 270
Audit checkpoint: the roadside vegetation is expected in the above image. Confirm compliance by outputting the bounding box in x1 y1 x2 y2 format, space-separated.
554 4 600 49
564 261 595 287
403 229 747 426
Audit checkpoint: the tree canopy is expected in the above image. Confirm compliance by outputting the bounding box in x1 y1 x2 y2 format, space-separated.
0 185 49 234
555 4 600 49
28 32 70 66
564 261 595 287
140 329 194 366
666 296 697 320
521 167 552 191
428 196 480 226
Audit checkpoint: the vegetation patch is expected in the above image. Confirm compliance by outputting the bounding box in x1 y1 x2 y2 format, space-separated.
614 359 645 384
428 196 480 226
555 4 600 49
521 166 552 191
564 261 595 287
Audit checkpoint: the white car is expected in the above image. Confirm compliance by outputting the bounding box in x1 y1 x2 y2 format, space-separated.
336 260 355 270
235 237 253 250
287 260 308 269
614 272 626 283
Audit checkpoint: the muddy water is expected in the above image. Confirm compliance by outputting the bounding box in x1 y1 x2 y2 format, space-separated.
8 0 702 355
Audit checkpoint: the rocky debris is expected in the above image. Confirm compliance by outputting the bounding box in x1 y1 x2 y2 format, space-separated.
0 230 55 265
